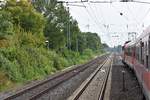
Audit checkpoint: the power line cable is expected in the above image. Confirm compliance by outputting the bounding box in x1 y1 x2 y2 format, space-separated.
88 3 106 32
140 7 150 23
81 2 104 32
125 3 140 24
125 3 141 31
91 3 111 38
111 4 129 22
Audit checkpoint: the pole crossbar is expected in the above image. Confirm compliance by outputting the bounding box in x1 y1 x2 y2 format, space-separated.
57 0 150 4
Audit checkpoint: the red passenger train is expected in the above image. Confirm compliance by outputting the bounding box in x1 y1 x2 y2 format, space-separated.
122 26 150 100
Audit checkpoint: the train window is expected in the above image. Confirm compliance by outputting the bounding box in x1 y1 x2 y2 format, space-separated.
145 42 148 68
135 47 137 59
149 37 150 54
138 47 140 61
146 55 148 68
122 46 124 50
129 47 131 56
148 37 150 69
141 41 144 64
135 46 137 59
146 42 148 52
133 47 135 58
136 47 139 60
128 48 130 56
134 46 137 59
137 47 139 60
127 48 129 56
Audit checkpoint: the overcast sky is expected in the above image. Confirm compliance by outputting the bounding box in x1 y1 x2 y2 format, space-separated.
60 0 150 47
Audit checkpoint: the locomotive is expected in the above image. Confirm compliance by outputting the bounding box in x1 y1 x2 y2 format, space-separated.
122 26 150 100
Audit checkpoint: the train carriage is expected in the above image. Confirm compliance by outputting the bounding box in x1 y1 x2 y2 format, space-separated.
122 26 150 100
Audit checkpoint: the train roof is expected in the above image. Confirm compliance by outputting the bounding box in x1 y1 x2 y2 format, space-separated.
124 26 150 47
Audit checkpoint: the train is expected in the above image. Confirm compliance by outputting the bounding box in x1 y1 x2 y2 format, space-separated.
122 26 150 100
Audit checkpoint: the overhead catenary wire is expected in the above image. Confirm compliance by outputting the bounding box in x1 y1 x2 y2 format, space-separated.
81 2 105 33
58 0 150 4
91 3 111 40
125 3 140 25
133 0 150 4
111 3 129 22
140 6 150 24
94 4 106 26
125 2 150 32
67 3 98 32
125 3 141 32
88 3 107 32
87 2 113 33
59 0 150 45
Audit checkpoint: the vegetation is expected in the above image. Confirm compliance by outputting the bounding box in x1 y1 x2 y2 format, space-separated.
0 0 105 91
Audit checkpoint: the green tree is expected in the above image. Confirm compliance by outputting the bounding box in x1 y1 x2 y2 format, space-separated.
33 0 81 51
3 0 45 35
78 33 87 52
85 32 102 51
70 19 80 51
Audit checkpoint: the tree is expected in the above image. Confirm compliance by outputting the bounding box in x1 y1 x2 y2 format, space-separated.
102 43 109 48
32 0 103 52
3 0 45 35
70 19 80 51
78 33 87 52
33 0 76 50
84 32 102 51
44 21 65 49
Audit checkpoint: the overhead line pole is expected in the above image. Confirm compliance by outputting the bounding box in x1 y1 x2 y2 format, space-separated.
88 3 105 31
57 1 86 51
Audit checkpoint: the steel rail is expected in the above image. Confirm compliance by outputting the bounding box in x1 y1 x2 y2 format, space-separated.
70 55 113 100
3 54 108 100
29 56 107 100
98 56 113 100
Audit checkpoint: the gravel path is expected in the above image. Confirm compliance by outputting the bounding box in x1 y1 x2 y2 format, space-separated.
104 54 144 100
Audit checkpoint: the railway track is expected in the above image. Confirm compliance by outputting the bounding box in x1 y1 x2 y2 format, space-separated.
0 54 108 100
68 54 113 100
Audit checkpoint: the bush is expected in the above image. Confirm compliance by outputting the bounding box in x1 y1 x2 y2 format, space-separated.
0 53 23 82
0 47 56 82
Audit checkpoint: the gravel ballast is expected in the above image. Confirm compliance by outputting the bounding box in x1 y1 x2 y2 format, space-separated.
104 54 144 100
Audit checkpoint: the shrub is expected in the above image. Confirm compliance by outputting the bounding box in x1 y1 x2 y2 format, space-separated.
0 53 23 82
